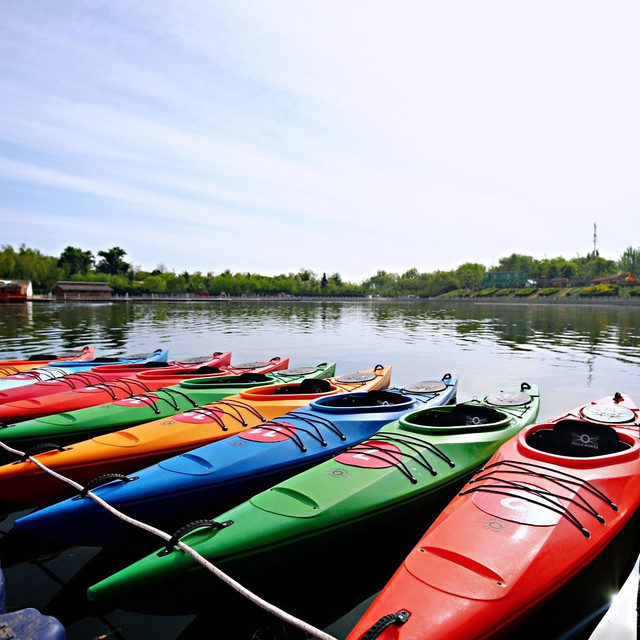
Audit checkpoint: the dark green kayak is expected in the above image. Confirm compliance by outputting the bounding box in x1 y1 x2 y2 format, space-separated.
87 382 539 602
0 363 336 455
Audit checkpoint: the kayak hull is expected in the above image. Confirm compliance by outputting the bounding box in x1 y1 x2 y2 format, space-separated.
0 346 95 377
0 351 241 421
0 348 179 413
16 374 458 546
346 392 640 640
86 381 539 602
0 349 167 392
0 364 389 507
0 356 292 449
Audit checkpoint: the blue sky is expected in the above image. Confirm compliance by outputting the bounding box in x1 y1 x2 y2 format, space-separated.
1 1 638 283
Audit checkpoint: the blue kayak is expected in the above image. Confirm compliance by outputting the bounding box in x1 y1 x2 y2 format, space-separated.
44 348 169 369
15 374 458 547
0 349 169 392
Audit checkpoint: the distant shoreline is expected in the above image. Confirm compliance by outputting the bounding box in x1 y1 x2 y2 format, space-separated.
23 294 640 306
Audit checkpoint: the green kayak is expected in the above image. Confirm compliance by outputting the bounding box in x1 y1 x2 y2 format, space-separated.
87 382 539 602
0 363 336 454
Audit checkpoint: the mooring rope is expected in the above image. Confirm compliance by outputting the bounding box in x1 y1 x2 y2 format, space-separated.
0 438 339 640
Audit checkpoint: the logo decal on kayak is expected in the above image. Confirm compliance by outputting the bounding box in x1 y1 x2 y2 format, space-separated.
571 432 600 451
240 423 296 442
114 393 159 406
177 406 225 424
327 468 351 478
336 440 402 469
473 483 562 526
482 518 510 533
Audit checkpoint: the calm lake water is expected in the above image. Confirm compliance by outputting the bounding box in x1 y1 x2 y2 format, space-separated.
1 299 639 639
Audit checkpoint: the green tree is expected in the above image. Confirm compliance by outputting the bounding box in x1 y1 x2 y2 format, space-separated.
574 253 617 280
619 246 639 274
57 246 94 277
364 270 399 296
455 263 486 289
96 247 130 276
18 245 60 291
298 268 316 282
494 253 536 274
0 244 18 276
424 270 459 296
0 244 60 292
536 257 577 280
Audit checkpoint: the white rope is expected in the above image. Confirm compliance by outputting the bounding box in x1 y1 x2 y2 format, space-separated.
0 440 338 640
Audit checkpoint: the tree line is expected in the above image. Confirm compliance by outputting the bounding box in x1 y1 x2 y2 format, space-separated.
1 243 638 298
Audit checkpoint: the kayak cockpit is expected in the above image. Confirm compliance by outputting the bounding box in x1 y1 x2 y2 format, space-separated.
401 403 512 435
525 419 632 457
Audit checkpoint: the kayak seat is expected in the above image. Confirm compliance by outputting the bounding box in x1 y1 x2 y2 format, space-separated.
28 354 58 360
237 372 269 382
194 366 222 374
528 420 623 457
274 378 332 394
552 420 621 457
143 361 171 367
411 404 503 427
321 390 407 407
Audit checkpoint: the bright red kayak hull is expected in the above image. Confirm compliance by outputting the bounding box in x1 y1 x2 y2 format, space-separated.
0 355 296 422
348 393 640 640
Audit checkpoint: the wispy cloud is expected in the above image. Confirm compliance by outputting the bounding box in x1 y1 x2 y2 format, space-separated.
1 1 638 280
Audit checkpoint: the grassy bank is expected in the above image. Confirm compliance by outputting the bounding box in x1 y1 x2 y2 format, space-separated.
439 284 640 302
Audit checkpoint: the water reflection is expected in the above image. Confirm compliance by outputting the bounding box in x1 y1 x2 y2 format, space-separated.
2 301 639 365
0 300 640 638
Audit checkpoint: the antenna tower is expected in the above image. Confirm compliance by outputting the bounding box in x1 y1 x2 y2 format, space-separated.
593 222 598 255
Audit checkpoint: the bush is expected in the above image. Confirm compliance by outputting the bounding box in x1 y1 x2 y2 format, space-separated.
577 284 619 297
439 289 472 298
514 288 538 297
477 288 498 297
538 287 560 297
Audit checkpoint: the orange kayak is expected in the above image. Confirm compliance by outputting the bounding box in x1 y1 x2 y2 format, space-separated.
0 365 391 507
0 346 95 377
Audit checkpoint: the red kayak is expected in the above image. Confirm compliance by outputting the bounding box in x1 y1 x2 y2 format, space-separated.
348 392 640 640
0 346 95 377
0 355 291 423
0 352 230 407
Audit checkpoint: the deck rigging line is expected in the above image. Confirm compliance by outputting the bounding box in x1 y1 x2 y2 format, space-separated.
459 459 618 537
85 377 153 400
0 366 71 381
104 386 200 413
180 397 266 428
53 371 111 389
261 411 346 451
343 430 455 483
